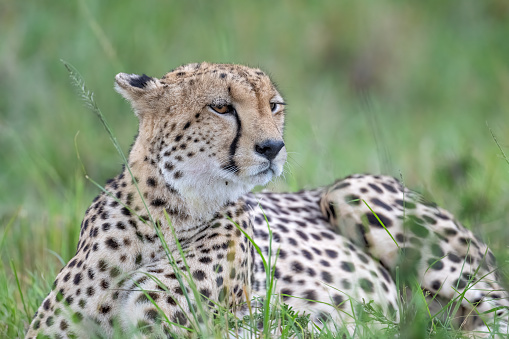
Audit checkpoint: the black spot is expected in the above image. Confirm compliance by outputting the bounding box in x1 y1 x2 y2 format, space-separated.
105 238 119 250
218 286 229 302
368 183 383 193
435 213 450 220
409 237 422 246
72 311 83 323
359 278 374 293
193 270 206 281
128 74 153 88
174 171 183 179
172 310 187 325
131 253 142 266
420 215 436 225
325 249 338 258
121 207 131 216
303 290 317 303
427 258 444 270
102 223 111 232
199 288 211 299
395 199 416 209
345 194 360 205
73 273 82 285
320 232 335 240
302 249 313 260
199 257 212 264
371 198 393 211
86 286 95 296
101 279 110 289
381 183 397 193
407 218 429 237
63 295 73 307
174 286 185 295
98 259 108 272
341 261 355 272
320 260 331 267
145 309 159 321
291 261 304 273
431 244 444 257
321 271 333 283
296 230 308 241
165 296 177 306
147 177 157 187
110 267 121 278
342 279 351 289
453 278 467 289
365 212 393 228
99 304 111 314
444 228 457 236
379 267 391 283
183 121 191 130
458 237 469 245
333 294 344 307
151 198 166 207
333 182 350 190
448 252 462 263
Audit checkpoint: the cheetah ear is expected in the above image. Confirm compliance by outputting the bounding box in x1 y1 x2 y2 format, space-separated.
114 73 161 104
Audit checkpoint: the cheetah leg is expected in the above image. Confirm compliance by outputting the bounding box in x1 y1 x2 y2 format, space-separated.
115 260 243 338
320 174 508 336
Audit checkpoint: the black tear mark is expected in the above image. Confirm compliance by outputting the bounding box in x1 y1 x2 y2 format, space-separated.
129 74 153 88
222 110 241 174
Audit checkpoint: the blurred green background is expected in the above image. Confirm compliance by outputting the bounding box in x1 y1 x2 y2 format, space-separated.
1 0 509 335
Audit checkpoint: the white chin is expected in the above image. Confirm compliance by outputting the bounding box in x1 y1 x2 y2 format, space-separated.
251 173 273 187
246 166 282 187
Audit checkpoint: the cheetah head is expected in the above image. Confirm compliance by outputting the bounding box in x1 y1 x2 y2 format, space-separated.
115 62 286 217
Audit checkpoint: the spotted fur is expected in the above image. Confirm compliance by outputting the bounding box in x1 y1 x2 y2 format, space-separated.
27 63 507 338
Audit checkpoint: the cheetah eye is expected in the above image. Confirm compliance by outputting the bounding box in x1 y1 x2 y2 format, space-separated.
209 104 234 114
270 102 284 113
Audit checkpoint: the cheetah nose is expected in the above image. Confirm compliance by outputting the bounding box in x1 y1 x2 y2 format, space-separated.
255 139 285 161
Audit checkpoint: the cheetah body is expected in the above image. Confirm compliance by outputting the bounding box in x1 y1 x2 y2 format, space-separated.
27 63 508 338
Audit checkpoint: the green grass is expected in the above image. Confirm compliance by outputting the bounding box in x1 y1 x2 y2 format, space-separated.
1 0 509 337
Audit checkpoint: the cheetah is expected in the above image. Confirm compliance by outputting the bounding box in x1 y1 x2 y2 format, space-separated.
27 62 508 338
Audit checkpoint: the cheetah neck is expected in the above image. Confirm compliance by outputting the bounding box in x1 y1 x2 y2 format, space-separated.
124 138 252 230
118 164 237 233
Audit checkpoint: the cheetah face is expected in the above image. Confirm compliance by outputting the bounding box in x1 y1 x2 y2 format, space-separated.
115 63 286 210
